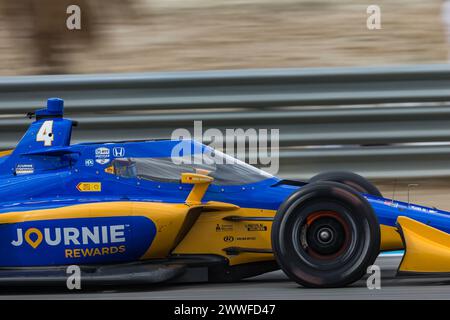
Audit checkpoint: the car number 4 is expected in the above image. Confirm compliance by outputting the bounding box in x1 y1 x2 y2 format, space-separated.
36 120 54 146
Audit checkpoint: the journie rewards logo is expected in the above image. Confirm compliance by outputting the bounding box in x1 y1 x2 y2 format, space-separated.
11 225 127 258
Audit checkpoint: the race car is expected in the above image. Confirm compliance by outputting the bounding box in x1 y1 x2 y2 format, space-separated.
0 97 448 288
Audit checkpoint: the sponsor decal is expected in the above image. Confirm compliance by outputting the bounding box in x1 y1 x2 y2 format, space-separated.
216 224 233 232
12 225 126 250
223 235 234 242
409 205 437 213
96 159 110 165
95 147 110 165
384 200 399 208
15 164 34 175
113 147 125 157
1 216 156 266
246 223 268 232
236 236 257 241
76 182 101 192
84 159 94 167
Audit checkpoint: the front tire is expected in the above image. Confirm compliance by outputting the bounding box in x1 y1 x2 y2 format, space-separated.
271 181 380 288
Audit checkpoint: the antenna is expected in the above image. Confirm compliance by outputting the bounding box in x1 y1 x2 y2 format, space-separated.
407 183 419 205
392 179 397 202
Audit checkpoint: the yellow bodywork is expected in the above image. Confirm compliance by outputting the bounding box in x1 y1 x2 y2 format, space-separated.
174 207 274 265
397 216 450 274
380 224 403 251
0 150 13 158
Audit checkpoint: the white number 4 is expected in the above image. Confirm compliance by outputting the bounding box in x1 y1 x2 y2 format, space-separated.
36 120 54 146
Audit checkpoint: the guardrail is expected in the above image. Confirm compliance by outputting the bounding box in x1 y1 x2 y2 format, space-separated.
2 64 450 179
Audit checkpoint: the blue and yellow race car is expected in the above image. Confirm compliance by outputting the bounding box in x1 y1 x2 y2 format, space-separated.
0 98 449 288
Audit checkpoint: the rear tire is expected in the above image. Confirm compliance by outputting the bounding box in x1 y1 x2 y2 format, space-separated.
309 171 382 197
271 181 380 288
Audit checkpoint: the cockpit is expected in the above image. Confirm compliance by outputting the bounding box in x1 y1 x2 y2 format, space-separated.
109 150 273 186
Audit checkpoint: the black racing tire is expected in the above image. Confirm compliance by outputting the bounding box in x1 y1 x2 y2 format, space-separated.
309 171 382 197
271 181 380 288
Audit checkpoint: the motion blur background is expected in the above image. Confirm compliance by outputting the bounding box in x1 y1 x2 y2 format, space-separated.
0 0 448 74
1 0 450 209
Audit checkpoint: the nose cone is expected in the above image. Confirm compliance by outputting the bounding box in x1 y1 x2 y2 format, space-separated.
47 98 64 114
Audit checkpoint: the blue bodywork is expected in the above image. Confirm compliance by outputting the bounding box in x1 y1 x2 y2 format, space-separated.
1 98 450 267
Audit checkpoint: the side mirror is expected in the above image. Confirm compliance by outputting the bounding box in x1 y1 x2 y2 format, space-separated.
181 173 214 204
181 173 213 184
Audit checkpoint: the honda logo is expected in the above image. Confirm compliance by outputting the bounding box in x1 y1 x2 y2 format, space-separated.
113 147 125 157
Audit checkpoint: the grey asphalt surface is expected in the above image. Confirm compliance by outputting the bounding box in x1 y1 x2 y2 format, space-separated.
2 254 450 299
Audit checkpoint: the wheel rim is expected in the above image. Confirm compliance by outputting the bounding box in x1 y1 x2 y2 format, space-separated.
303 211 351 259
291 205 359 270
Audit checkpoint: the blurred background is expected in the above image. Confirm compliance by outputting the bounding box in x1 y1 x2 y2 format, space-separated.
0 0 448 75
1 0 450 209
